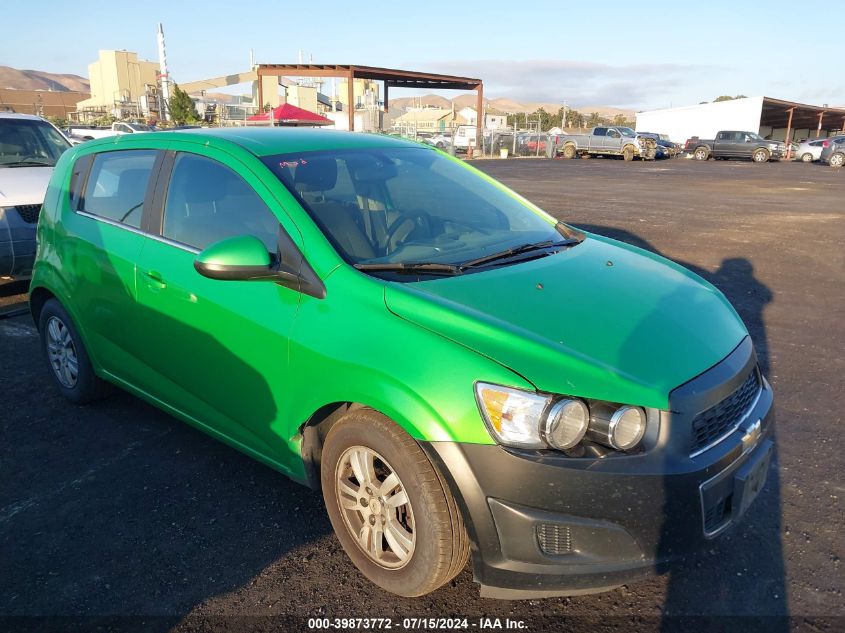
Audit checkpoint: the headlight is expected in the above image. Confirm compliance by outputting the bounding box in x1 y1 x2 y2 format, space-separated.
586 404 647 451
476 383 651 453
543 399 589 449
475 383 550 448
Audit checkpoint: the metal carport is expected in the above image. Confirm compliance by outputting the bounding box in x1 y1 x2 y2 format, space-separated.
255 64 484 141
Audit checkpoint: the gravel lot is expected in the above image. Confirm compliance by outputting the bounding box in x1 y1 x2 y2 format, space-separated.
1 158 842 632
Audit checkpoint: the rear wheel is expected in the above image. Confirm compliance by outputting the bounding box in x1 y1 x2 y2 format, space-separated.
321 409 469 597
753 148 770 163
562 143 577 159
38 298 111 403
829 152 845 167
622 145 635 161
693 147 709 161
801 153 813 163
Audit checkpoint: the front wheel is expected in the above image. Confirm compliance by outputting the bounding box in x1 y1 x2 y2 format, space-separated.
753 148 770 163
321 410 469 597
829 152 845 167
801 153 814 163
622 145 635 161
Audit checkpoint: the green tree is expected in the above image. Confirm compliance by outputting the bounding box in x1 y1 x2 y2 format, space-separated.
168 83 199 125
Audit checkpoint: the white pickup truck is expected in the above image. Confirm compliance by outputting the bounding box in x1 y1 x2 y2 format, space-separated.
67 121 154 141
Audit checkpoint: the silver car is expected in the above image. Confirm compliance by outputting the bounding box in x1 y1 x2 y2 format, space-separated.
818 135 845 164
0 113 72 282
793 138 826 162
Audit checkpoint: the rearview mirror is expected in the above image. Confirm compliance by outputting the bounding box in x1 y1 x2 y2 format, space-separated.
194 235 276 281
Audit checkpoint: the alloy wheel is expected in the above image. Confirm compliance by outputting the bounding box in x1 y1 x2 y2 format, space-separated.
831 153 844 167
335 446 416 569
46 316 78 388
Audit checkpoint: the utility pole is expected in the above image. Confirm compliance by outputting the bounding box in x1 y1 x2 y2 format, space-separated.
157 23 170 122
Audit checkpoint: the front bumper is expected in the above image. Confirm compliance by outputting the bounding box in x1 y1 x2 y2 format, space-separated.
422 340 775 599
0 207 37 278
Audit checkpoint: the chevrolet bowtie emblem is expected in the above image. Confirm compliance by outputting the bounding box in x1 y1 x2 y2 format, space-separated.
742 419 762 454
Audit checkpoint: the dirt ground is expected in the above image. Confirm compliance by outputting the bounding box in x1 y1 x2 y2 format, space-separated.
1 157 842 632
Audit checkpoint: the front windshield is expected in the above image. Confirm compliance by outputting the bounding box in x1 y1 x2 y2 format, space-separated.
263 147 569 269
618 127 636 137
0 118 71 167
127 123 154 131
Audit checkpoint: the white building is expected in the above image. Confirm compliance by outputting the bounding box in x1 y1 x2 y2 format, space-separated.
636 96 845 144
458 106 508 130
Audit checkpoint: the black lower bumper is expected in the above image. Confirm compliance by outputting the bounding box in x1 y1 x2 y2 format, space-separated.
0 207 37 278
422 377 775 599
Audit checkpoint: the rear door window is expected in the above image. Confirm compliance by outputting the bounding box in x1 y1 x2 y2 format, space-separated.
79 150 157 229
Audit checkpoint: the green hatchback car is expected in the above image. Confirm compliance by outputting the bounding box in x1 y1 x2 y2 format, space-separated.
30 128 774 599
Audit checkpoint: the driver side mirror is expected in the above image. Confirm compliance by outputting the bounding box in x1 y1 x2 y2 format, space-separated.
194 235 278 281
194 234 327 299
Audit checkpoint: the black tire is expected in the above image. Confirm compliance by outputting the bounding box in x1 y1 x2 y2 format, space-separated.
39 298 112 404
321 409 470 597
622 145 635 161
801 153 813 163
753 148 770 163
829 152 845 167
693 147 709 161
562 143 577 159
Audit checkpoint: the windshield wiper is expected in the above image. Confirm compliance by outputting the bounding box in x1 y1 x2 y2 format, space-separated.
1 160 55 167
354 262 461 275
460 239 580 269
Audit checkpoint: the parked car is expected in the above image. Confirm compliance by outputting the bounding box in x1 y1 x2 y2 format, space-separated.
452 125 477 152
818 136 845 165
516 133 550 156
31 128 774 599
0 113 72 283
421 132 451 149
557 126 657 161
821 139 845 167
793 138 827 162
67 121 154 141
638 132 679 158
689 131 785 162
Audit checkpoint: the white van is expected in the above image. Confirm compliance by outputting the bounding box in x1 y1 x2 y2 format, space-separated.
0 113 72 282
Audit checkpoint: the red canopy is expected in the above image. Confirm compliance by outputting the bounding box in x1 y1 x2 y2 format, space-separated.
247 103 332 125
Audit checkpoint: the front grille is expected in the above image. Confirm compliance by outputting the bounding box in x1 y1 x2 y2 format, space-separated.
15 204 42 224
536 523 572 555
690 369 761 455
703 493 732 534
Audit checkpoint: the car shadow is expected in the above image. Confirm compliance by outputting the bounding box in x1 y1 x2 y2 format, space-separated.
574 224 786 629
1 190 332 630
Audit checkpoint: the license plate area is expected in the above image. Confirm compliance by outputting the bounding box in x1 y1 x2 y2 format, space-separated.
699 439 773 538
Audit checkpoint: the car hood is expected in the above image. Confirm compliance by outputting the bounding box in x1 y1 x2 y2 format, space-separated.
0 166 53 207
384 234 748 409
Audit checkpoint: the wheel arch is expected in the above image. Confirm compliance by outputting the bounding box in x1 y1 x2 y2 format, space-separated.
29 285 57 330
297 399 449 491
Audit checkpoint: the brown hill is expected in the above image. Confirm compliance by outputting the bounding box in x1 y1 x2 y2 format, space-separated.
388 93 633 119
0 66 89 92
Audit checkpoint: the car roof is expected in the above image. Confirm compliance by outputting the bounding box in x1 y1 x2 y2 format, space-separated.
142 127 425 157
0 112 47 121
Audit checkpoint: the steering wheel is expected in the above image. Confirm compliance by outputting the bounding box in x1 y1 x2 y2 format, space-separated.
384 211 432 254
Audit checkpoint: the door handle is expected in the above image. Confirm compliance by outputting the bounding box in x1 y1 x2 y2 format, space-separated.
143 269 166 289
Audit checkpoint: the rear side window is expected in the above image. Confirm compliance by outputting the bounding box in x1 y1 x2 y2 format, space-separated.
80 150 157 229
593 128 607 137
162 153 280 252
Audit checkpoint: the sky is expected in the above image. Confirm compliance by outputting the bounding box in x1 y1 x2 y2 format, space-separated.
2 0 842 111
